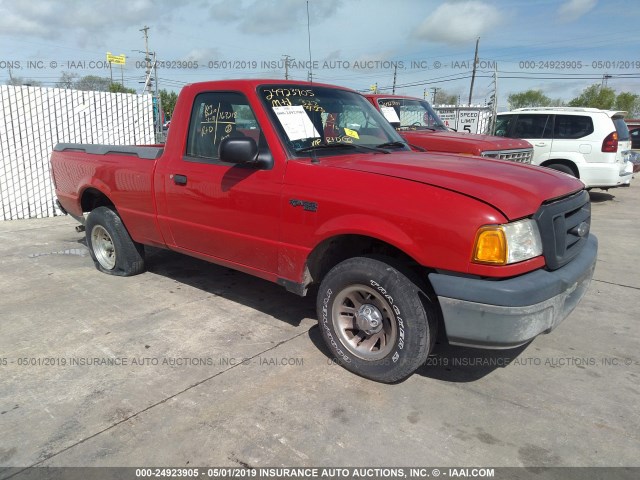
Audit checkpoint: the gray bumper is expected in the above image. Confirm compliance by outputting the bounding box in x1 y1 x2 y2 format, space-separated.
428 235 598 349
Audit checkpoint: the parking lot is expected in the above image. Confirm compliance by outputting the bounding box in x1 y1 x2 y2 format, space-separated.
0 184 638 472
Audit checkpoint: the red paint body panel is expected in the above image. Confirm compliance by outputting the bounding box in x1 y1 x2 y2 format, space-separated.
51 79 585 287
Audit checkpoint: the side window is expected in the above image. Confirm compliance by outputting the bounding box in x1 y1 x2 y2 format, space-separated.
494 116 515 137
513 114 552 139
554 115 594 139
186 92 262 162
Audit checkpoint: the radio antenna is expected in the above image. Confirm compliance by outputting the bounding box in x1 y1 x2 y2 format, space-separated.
307 0 313 83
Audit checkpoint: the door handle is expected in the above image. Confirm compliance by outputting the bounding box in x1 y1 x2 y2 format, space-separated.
172 174 187 186
535 143 547 147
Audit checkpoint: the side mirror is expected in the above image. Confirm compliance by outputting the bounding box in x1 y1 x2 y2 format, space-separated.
219 137 258 164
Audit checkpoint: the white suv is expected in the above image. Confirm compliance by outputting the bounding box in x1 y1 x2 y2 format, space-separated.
495 107 633 189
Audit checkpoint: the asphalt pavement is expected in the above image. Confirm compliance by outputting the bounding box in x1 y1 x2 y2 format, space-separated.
0 184 638 473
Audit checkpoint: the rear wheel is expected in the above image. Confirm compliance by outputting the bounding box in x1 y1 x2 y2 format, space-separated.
85 207 145 276
546 163 576 177
317 256 437 383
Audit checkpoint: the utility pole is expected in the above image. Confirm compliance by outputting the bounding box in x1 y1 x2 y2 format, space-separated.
306 0 313 82
468 37 480 106
154 53 163 142
139 25 163 142
431 87 439 104
392 65 397 94
601 73 612 87
282 55 293 80
140 25 151 94
488 64 498 135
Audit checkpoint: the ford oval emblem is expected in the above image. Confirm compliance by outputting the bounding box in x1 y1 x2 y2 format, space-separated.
572 221 589 237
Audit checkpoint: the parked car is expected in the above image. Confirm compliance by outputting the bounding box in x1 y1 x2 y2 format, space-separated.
495 107 633 190
366 94 533 163
630 127 640 149
51 79 597 383
628 150 640 173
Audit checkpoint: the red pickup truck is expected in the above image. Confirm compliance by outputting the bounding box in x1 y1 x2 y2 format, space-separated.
52 79 597 383
366 94 534 163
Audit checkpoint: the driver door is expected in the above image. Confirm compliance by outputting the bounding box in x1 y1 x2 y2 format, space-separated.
159 91 281 274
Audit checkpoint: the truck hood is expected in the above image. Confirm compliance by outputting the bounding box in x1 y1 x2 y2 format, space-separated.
401 130 532 154
323 151 584 220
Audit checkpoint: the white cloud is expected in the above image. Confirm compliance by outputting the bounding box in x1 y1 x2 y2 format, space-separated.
557 0 597 22
208 0 341 35
412 1 504 45
0 0 178 44
184 48 222 62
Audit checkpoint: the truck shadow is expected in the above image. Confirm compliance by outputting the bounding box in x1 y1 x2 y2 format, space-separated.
307 325 531 383
143 246 531 383
414 341 530 382
588 191 615 203
144 247 315 328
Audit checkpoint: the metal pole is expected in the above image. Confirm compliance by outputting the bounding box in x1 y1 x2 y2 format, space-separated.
153 53 163 142
392 65 397 94
468 37 479 106
306 0 313 82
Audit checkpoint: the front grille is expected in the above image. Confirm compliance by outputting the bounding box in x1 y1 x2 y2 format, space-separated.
533 190 591 270
481 148 533 164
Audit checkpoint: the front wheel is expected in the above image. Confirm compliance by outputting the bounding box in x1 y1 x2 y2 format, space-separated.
317 257 437 383
85 207 145 276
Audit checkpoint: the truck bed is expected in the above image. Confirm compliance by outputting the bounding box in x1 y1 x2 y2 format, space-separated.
54 143 164 159
51 143 165 247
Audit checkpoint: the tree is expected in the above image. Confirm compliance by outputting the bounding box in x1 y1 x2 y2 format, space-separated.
6 77 42 86
73 75 112 92
159 89 179 118
568 84 616 110
433 89 458 105
614 92 640 117
55 72 78 89
109 82 136 94
507 89 553 109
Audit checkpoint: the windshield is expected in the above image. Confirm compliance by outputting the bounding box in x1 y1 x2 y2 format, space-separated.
613 116 630 142
376 98 447 131
258 85 408 156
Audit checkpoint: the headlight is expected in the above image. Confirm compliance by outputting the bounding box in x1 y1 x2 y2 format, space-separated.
472 219 543 265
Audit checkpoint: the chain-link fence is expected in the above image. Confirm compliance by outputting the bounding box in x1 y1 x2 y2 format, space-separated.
0 85 154 221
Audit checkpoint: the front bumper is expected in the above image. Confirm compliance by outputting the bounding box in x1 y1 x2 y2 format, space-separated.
428 234 598 349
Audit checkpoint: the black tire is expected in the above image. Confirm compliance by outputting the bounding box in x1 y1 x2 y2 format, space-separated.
317 256 437 383
547 163 576 177
85 207 145 276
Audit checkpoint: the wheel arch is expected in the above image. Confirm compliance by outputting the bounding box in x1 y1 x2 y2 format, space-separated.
80 186 116 213
540 158 580 178
303 233 434 292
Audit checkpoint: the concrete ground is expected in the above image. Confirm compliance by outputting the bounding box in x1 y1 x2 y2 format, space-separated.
0 185 638 472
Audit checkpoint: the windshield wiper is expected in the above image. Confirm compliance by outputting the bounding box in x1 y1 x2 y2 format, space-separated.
400 126 438 131
296 143 390 155
375 141 407 149
296 143 359 154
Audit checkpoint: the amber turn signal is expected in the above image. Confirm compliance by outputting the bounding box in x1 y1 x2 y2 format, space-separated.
472 226 507 265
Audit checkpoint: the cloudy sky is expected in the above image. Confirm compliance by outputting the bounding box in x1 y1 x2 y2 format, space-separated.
1 0 639 109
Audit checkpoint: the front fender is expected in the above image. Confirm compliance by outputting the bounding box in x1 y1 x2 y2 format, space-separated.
314 213 416 254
